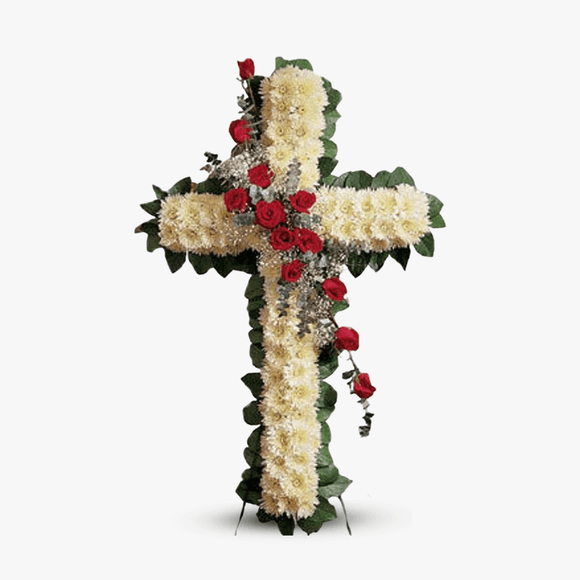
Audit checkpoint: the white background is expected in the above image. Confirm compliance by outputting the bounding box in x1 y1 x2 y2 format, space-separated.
1 1 578 578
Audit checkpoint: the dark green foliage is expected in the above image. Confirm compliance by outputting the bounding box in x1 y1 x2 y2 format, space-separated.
164 248 186 273
297 497 337 535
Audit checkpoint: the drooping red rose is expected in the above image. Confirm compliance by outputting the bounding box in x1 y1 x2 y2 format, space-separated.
353 373 376 398
297 228 323 254
255 200 286 229
237 58 255 80
322 277 347 301
270 227 298 251
335 327 359 351
229 119 251 143
290 190 316 213
224 188 250 212
248 164 274 188
281 259 305 283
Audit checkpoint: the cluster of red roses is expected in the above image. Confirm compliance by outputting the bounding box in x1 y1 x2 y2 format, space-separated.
224 162 325 284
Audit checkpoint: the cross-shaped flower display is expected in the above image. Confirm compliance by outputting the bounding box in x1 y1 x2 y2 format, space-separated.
136 57 445 535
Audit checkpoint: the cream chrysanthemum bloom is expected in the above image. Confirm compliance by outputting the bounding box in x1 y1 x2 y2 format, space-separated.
261 66 328 190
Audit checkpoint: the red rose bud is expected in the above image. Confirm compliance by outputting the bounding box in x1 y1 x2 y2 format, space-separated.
270 226 298 251
353 373 376 398
322 277 347 301
224 188 250 212
229 119 251 143
255 199 286 229
289 190 316 213
297 228 323 254
248 164 274 188
335 326 359 351
237 58 255 80
281 259 305 283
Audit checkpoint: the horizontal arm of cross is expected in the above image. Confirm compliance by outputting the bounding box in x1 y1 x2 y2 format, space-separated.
157 182 431 259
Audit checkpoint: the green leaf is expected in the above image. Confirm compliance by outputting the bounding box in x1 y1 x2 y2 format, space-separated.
168 177 192 195
256 507 274 523
317 464 339 486
369 251 389 272
331 300 349 315
318 475 353 500
317 406 334 422
245 274 264 300
321 174 337 186
212 256 236 278
316 444 333 468
136 219 158 236
430 213 446 228
164 249 186 273
247 297 265 322
188 253 213 275
389 247 411 270
275 516 295 535
146 231 161 252
347 251 371 277
426 193 444 220
275 57 313 71
241 373 263 398
317 381 338 408
342 370 355 380
321 138 338 159
345 170 373 190
196 177 224 195
242 400 262 425
250 344 264 368
372 170 391 188
333 171 350 188
413 231 435 257
325 87 342 111
152 184 167 199
323 109 341 138
320 421 331 445
140 199 161 217
232 250 259 275
247 427 262 452
244 446 260 467
319 156 338 179
248 328 263 345
319 354 339 380
387 166 415 187
235 473 261 506
297 496 337 535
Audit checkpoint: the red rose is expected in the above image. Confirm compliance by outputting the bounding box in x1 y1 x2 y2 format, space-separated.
248 164 274 188
290 190 316 213
335 327 359 351
255 200 286 229
281 259 305 283
297 228 323 254
353 373 376 398
229 119 251 143
270 227 297 251
237 58 255 80
322 277 347 301
224 188 250 212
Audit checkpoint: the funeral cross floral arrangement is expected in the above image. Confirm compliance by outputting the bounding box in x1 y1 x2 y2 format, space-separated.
136 57 445 535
